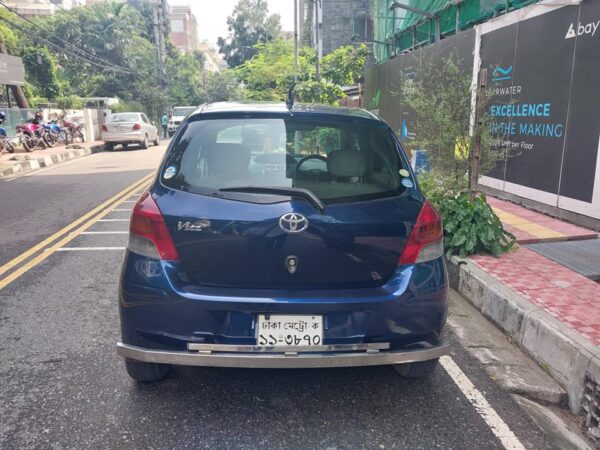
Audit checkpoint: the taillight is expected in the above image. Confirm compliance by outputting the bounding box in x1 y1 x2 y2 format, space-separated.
132 123 142 130
398 201 444 264
128 192 180 260
101 125 108 132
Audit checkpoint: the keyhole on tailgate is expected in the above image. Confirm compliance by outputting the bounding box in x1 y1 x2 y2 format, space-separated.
285 255 299 274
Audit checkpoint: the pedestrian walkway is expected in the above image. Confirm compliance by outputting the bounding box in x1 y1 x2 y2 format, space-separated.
471 247 600 346
472 197 600 346
449 197 600 412
488 197 597 244
0 140 104 177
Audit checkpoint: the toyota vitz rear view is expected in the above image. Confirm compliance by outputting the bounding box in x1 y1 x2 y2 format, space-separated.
117 102 449 381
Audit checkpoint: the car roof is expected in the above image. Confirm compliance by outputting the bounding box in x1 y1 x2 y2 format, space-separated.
189 102 381 122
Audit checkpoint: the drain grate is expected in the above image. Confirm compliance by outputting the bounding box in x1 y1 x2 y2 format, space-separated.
582 375 600 442
526 238 600 280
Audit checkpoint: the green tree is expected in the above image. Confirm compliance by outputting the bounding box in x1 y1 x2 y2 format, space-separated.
401 53 503 185
218 0 281 68
206 71 243 102
21 47 62 99
237 39 368 104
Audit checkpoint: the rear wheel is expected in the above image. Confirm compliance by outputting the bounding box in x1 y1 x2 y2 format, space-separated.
22 137 33 152
393 358 439 378
153 134 160 146
140 135 149 149
168 131 174 137
104 143 114 151
124 358 170 382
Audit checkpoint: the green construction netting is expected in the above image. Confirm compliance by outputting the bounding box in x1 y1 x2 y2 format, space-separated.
373 0 541 63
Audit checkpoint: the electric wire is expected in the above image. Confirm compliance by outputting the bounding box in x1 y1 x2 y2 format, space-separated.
0 0 134 73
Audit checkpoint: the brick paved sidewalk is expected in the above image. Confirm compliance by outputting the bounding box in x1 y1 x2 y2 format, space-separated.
488 197 597 244
470 198 600 346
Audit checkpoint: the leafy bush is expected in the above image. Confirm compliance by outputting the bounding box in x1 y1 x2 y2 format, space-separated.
419 172 515 258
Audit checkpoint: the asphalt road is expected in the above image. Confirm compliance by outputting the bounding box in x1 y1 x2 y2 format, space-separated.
0 145 556 449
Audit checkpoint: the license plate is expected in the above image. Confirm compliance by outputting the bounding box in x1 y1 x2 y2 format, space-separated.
257 314 323 347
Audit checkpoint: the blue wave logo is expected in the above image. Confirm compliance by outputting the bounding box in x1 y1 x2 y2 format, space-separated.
492 65 513 82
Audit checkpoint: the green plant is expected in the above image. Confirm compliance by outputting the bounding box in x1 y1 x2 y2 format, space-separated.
438 193 515 258
419 172 515 258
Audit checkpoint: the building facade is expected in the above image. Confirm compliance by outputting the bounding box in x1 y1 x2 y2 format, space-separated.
4 0 84 17
168 5 199 53
321 0 371 55
366 0 600 226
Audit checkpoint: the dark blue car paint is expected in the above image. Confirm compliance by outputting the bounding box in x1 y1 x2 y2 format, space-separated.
119 104 448 355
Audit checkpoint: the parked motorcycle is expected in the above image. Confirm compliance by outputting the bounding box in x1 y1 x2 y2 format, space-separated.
16 123 50 152
0 112 14 154
63 120 85 143
44 121 70 146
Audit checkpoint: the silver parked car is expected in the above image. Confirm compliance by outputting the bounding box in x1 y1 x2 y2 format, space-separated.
102 112 160 150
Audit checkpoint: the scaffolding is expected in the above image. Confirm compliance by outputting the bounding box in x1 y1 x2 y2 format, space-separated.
373 0 540 63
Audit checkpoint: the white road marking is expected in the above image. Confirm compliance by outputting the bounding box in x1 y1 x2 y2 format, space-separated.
97 219 129 222
111 209 131 212
440 356 526 450
121 200 136 203
56 247 126 251
81 231 128 235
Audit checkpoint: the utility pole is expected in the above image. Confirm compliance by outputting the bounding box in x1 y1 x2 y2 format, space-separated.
294 0 298 83
470 68 488 199
152 0 167 117
314 0 322 81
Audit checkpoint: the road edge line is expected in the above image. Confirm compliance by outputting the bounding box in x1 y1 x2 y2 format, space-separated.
0 180 151 289
0 172 153 278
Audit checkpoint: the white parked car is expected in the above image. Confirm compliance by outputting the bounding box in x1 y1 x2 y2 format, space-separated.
102 112 160 150
168 106 196 137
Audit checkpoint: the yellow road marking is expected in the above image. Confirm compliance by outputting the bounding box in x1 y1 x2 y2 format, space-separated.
0 173 153 287
0 180 151 289
492 207 565 240
0 172 153 278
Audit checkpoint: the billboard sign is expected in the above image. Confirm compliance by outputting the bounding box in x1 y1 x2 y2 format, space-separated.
0 53 25 86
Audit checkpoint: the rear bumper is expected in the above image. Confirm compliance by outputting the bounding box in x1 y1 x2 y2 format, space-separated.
119 253 449 355
103 131 145 143
117 341 449 368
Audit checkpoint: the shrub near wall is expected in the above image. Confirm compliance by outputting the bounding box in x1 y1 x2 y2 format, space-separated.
419 172 516 258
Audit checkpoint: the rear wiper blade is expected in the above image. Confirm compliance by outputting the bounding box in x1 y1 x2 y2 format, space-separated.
219 186 325 212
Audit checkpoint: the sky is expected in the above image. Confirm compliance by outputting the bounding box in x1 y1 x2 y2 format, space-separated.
168 0 295 48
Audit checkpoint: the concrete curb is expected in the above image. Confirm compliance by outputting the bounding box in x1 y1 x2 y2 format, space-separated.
448 256 600 414
0 143 105 178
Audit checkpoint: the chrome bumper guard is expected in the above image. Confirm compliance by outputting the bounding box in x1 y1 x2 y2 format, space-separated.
116 341 450 369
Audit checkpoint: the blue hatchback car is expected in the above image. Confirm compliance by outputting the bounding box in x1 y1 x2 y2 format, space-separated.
117 102 449 381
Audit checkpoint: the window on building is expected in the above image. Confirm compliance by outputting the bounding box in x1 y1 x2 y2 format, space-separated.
353 17 367 41
171 20 184 33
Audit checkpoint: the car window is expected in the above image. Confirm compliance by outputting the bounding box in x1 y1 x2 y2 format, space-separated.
107 113 139 123
162 118 408 204
172 107 196 117
141 114 149 123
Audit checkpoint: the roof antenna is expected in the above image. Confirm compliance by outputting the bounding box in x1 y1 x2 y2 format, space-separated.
286 83 296 111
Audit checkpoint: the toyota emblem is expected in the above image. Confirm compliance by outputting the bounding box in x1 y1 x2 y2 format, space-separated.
279 213 309 233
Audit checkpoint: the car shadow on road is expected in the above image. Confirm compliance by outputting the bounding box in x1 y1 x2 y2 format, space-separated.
119 365 467 448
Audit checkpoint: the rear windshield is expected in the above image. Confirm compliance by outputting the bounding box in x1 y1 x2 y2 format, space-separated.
161 117 409 204
107 113 139 123
172 107 196 117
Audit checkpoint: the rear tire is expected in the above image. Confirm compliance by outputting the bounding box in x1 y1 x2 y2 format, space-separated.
125 358 170 382
168 131 174 137
153 134 160 146
393 358 439 378
140 135 148 149
104 143 114 151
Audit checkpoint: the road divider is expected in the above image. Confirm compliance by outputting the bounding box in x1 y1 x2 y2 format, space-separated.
0 172 154 290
